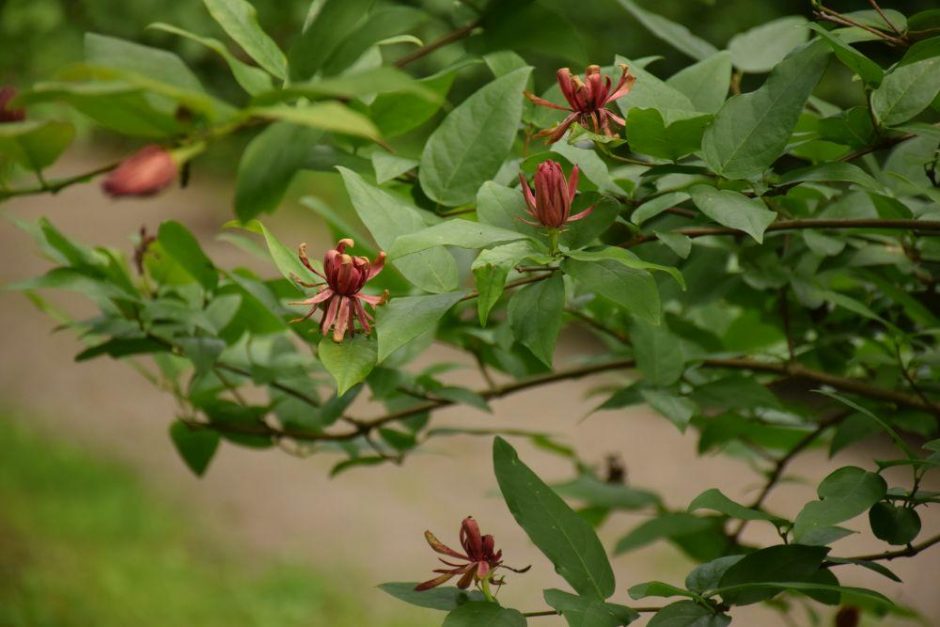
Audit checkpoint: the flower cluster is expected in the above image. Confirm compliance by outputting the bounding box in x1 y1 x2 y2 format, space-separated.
415 516 528 592
102 145 178 198
519 160 591 229
526 64 635 143
291 239 387 342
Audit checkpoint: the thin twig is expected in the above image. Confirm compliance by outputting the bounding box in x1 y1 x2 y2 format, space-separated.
394 20 481 68
0 162 118 200
832 532 940 563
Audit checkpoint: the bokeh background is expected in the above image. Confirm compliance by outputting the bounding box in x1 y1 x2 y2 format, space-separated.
1 1 938 625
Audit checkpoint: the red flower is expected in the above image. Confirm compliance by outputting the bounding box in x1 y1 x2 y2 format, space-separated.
291 238 387 342
102 145 178 198
519 160 592 229
0 86 25 123
526 65 635 143
415 516 529 592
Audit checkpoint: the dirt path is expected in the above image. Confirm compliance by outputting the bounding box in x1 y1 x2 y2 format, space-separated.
1 149 937 625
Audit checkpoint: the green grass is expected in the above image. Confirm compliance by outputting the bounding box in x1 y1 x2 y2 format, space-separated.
0 415 426 627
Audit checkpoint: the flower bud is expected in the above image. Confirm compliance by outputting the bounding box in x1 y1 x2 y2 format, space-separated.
519 160 591 229
102 145 178 198
834 607 859 627
0 86 26 123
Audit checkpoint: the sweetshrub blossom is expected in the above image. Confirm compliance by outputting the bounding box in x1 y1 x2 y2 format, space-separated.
526 64 635 142
519 160 591 229
292 238 387 342
0 86 25 123
102 145 178 197
415 516 529 592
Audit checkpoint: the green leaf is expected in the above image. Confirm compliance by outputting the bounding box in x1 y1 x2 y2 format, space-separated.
641 390 697 431
389 220 527 259
419 67 532 206
809 24 883 87
716 544 829 605
371 151 418 184
288 0 375 81
234 122 323 221
76 337 167 362
552 474 660 510
177 337 225 374
626 109 711 160
508 274 565 366
376 292 464 362
777 162 882 192
0 120 74 172
655 232 692 259
728 16 809 74
631 319 684 386
647 601 730 627
471 240 541 325
614 513 718 555
493 437 615 599
545 589 639 627
85 32 204 92
378 583 484 611
685 556 745 594
476 181 535 236
871 57 940 126
148 23 273 95
869 502 921 546
169 420 220 477
711 581 894 610
258 67 438 106
615 59 700 125
233 220 318 284
702 40 829 180
318 335 378 395
251 103 381 141
157 221 218 291
203 0 286 79
631 192 690 226
442 602 526 627
615 0 718 61
690 186 777 243
339 167 458 293
628 581 693 600
666 52 733 114
475 3 585 65
319 6 428 76
551 141 622 195
794 467 887 541
688 488 785 523
565 247 684 288
563 258 660 325
370 62 471 138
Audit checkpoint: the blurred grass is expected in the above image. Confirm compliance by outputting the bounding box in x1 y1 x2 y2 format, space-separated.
0 414 427 627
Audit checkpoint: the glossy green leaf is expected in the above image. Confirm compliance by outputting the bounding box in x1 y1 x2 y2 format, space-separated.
420 67 532 206
631 192 690 226
85 32 203 92
647 601 730 627
169 420 220 477
615 59 700 124
615 513 718 555
871 57 940 126
157 221 218 291
685 556 745 594
628 581 693 600
372 151 418 185
203 0 286 79
688 488 785 523
565 246 684 288
552 474 660 510
868 502 921 546
471 240 542 325
442 602 526 627
666 52 733 113
702 40 829 180
251 103 380 141
631 319 684 386
339 167 458 293
376 292 464 362
493 437 615 599
615 0 718 61
288 0 375 81
319 335 378 395
389 220 527 259
626 109 711 160
563 258 660 325
508 273 565 366
320 6 428 76
690 186 776 243
809 24 883 86
716 544 829 605
794 467 887 541
641 389 697 431
370 62 471 138
728 16 808 73
378 583 484 611
544 589 638 627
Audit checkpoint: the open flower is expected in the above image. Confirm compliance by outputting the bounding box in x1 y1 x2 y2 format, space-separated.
526 64 635 143
415 516 529 592
291 238 387 342
0 86 25 123
519 160 591 229
102 145 178 197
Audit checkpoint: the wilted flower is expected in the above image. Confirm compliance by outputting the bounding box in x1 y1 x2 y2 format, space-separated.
415 516 529 592
834 607 860 627
526 64 635 143
519 160 592 229
291 238 387 342
102 145 178 198
0 86 25 123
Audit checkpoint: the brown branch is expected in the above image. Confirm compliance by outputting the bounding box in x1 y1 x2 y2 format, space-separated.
459 271 555 303
833 532 940 563
524 607 662 618
839 133 916 162
624 219 940 248
0 162 117 201
394 20 481 68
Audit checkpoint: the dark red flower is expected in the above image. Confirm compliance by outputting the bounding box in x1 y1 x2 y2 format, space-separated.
102 145 178 198
415 516 529 592
291 238 387 342
526 64 635 143
834 606 860 627
519 160 592 229
0 86 26 123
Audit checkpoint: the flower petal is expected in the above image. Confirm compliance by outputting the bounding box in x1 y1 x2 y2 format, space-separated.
424 530 469 560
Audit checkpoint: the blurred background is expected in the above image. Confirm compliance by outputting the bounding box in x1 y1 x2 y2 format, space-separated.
1 1 938 625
